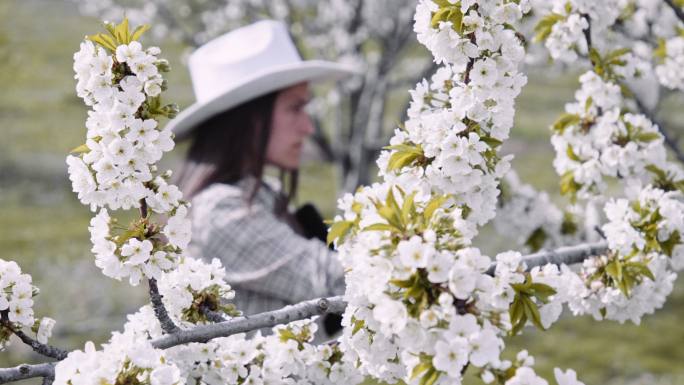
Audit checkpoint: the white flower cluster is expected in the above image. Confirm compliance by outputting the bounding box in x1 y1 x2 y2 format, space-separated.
121 309 364 385
655 36 684 92
69 25 187 285
330 2 591 384
531 0 628 63
494 171 583 252
0 260 36 329
551 71 665 199
158 257 239 324
69 39 174 212
54 336 182 385
88 201 188 286
532 1 684 326
0 259 56 349
572 184 684 324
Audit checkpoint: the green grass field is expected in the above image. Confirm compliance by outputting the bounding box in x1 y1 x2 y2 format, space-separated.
1 1 683 384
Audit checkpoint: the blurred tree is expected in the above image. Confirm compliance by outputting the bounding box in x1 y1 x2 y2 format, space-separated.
73 0 436 192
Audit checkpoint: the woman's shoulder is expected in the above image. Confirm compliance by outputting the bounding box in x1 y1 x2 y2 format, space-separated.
189 177 281 221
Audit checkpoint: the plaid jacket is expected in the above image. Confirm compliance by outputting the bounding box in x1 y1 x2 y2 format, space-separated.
187 177 345 321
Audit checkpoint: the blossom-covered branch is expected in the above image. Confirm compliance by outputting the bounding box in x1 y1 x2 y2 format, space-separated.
152 296 346 349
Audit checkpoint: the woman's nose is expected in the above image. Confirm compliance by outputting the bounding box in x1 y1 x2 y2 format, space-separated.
301 115 315 135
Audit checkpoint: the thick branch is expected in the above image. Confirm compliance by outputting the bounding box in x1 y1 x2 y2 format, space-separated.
0 363 55 384
664 0 684 24
148 278 181 334
151 296 346 350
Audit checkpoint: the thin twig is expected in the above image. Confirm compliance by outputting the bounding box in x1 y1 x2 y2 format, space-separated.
485 241 609 276
148 278 181 334
664 0 684 24
632 94 684 164
199 304 228 323
0 312 67 360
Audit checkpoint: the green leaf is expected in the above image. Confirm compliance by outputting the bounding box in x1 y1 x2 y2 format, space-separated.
605 48 631 62
278 328 297 343
660 231 681 257
645 164 668 180
524 228 547 252
566 145 581 162
387 151 421 172
130 24 151 42
561 211 579 235
87 33 118 52
509 298 524 328
534 13 565 43
362 223 398 233
351 317 365 336
481 135 503 148
635 132 661 143
654 38 667 60
411 362 432 380
420 368 441 385
560 171 580 202
552 113 581 134
389 278 415 289
430 8 451 29
401 192 417 225
69 143 90 154
327 220 354 246
605 260 622 281
423 195 448 222
529 283 557 303
522 296 545 330
448 7 464 33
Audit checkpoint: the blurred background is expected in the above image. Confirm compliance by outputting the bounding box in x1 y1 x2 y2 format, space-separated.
1 0 684 384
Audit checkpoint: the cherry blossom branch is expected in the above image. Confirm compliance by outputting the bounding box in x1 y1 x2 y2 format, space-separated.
490 241 609 275
0 312 67 360
0 240 611 384
153 241 611 349
148 278 181 334
151 296 346 349
581 13 683 163
663 0 684 24
0 363 55 384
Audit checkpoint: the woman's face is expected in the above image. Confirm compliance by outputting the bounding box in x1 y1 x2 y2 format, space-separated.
266 82 314 170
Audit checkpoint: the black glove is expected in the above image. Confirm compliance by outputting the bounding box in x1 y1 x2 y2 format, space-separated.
295 203 332 249
294 203 343 335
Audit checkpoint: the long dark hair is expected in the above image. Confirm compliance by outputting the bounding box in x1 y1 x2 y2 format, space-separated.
175 91 298 207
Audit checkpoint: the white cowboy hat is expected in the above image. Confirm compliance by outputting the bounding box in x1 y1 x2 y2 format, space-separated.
167 20 361 140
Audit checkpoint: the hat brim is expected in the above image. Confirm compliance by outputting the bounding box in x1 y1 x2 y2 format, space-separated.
167 60 361 140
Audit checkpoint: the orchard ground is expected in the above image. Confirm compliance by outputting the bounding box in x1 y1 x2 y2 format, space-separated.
1 1 684 384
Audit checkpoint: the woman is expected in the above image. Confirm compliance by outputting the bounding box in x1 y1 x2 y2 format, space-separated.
166 20 359 334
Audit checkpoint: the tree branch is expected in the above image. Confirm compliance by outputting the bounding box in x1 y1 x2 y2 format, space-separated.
151 296 346 349
148 278 181 334
664 0 684 24
0 312 67 360
0 363 55 384
485 241 609 276
632 93 684 164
